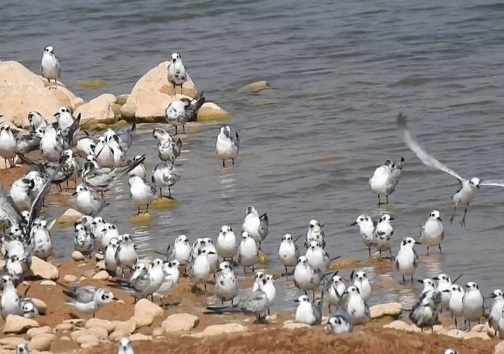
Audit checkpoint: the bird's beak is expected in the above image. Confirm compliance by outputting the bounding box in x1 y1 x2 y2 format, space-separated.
476 185 480 189
389 217 395 220
433 277 439 280
491 293 497 298
438 217 442 221
442 290 450 293
416 279 424 284
414 241 422 245
342 290 348 295
72 191 78 196
294 299 300 303
350 221 357 226
113 297 120 301
53 112 59 117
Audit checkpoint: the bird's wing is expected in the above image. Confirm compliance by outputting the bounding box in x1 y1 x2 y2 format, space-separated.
396 113 465 182
17 154 47 174
0 186 23 225
386 160 405 194
63 286 96 303
480 180 504 187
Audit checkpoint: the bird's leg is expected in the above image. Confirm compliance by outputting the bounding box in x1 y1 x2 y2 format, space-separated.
455 317 458 329
204 283 207 291
93 312 96 318
174 125 178 136
460 207 469 227
304 290 307 296
137 206 141 215
438 244 443 254
168 186 172 199
368 247 371 257
389 249 392 258
312 290 316 301
232 159 235 165
252 265 255 272
449 205 457 224
410 275 414 283
427 247 430 256
386 195 389 204
182 125 186 134
222 160 226 168
377 195 381 205
145 204 150 214
243 267 246 273
379 250 382 258
402 276 406 284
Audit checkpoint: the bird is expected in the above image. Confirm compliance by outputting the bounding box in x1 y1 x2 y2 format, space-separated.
10 177 35 211
63 286 117 317
165 94 205 135
216 225 238 261
76 134 96 158
115 234 138 277
152 130 183 165
1 275 23 319
444 350 458 354
326 308 353 334
151 162 180 199
241 206 268 249
0 124 17 168
214 261 239 305
394 237 421 284
444 284 465 329
305 219 326 249
41 45 61 89
418 278 436 296
73 184 109 216
278 233 300 275
118 336 135 354
397 112 504 227
73 223 95 258
326 273 347 312
344 285 370 325
153 260 180 307
167 52 187 94
54 106 75 131
128 155 147 179
117 259 164 301
462 281 484 329
20 298 39 319
409 289 442 331
374 214 394 258
293 256 322 299
434 273 459 314
188 248 215 294
294 294 323 325
237 231 259 273
216 125 240 167
28 111 48 134
305 240 334 272
167 235 191 267
104 238 119 274
16 344 29 354
368 157 405 205
351 214 375 256
31 218 55 260
116 122 136 152
489 289 504 334
420 210 444 254
128 175 156 215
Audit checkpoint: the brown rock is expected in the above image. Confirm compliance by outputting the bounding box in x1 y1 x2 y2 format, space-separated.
85 318 115 334
27 326 52 339
57 208 83 225
76 94 118 128
134 299 163 318
494 341 504 354
63 274 77 283
190 323 248 338
75 334 99 345
370 302 403 319
0 336 26 349
92 270 110 280
3 315 39 334
196 102 232 122
30 298 47 315
28 334 55 351
161 313 199 333
130 333 151 341
130 314 154 329
237 80 271 93
72 251 85 261
87 326 109 340
54 323 74 332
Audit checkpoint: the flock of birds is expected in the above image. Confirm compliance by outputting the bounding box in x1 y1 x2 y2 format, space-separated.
0 47 500 354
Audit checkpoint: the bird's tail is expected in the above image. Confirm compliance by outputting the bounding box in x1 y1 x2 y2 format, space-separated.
193 92 206 112
204 305 241 314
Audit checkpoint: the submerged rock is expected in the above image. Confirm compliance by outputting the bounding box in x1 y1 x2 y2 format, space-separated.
237 80 271 93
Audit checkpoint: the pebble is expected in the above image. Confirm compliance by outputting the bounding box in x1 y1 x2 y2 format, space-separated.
39 280 56 286
134 299 164 318
27 326 52 339
464 331 490 340
30 257 59 280
60 336 71 341
75 334 99 345
112 320 136 334
383 320 410 331
29 334 55 351
109 330 129 342
85 318 115 334
96 260 106 270
81 341 100 349
161 313 199 333
130 314 154 329
495 341 504 354
70 330 89 341
63 319 85 325
152 327 164 337
71 251 85 261
3 315 39 334
57 208 83 224
87 326 109 340
54 323 74 332
130 333 152 341
370 302 403 319
190 323 248 338
30 298 47 315
92 270 110 280
282 320 311 330
0 337 26 349
63 274 77 283
95 252 104 261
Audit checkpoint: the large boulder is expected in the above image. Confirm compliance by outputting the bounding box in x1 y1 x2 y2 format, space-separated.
75 93 118 128
0 61 81 128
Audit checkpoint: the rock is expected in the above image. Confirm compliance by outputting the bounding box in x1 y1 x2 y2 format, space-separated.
112 320 136 334
72 97 85 111
464 331 490 340
28 334 55 351
444 329 467 339
85 319 115 334
96 260 106 270
76 94 118 128
39 280 56 286
130 314 154 329
494 341 504 354
30 298 47 315
92 270 110 280
190 323 248 338
27 326 52 339
57 208 83 225
152 327 164 337
71 251 85 261
282 320 311 330
71 330 90 341
75 334 99 345
130 333 152 341
487 321 497 338
3 315 40 334
383 320 410 331
61 336 71 341
116 94 129 105
370 302 403 319
196 102 232 122
161 313 199 333
95 252 104 261
0 337 26 349
81 341 100 349
0 61 79 128
471 324 486 332
63 319 85 325
134 299 164 318
51 86 77 108
54 323 73 332
238 80 271 93
87 326 109 340
30 256 58 280
109 330 129 342
63 274 77 283
120 61 197 120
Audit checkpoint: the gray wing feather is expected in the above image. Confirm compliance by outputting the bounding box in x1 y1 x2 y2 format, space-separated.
480 180 504 187
0 186 23 226
63 286 97 303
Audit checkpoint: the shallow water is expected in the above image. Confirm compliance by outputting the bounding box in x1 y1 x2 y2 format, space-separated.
2 0 504 312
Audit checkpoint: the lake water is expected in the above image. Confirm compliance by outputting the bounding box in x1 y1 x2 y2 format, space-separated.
2 0 504 311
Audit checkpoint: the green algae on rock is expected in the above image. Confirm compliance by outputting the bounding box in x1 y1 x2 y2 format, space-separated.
127 213 153 224
76 80 108 88
150 198 181 209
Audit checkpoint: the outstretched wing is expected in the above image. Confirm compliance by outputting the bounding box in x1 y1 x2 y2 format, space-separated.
396 113 465 182
480 180 504 187
0 186 23 226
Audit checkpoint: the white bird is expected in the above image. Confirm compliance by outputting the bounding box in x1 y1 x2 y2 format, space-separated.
167 52 187 94
394 237 420 284
73 184 109 216
237 231 259 273
0 124 17 168
54 106 75 131
326 310 353 334
305 240 331 272
188 248 215 293
418 278 436 296
498 307 504 339
444 350 458 354
344 285 370 325
293 256 322 299
41 45 61 89
152 129 183 165
165 95 205 135
118 336 135 354
1 275 23 319
129 175 156 215
63 286 116 317
241 206 268 249
10 177 35 211
215 261 239 305
100 223 120 251
434 273 462 313
488 289 504 334
278 233 300 275
151 162 180 199
305 219 326 249
326 274 347 311
153 260 180 306
216 225 238 261
31 218 55 261
420 210 444 254
351 271 372 303
409 290 442 331
398 113 504 227
167 235 191 266
462 282 484 329
73 223 94 258
76 136 96 158
16 344 29 354
351 214 375 256
368 157 405 204
115 234 138 277
128 155 147 179
105 238 119 274
216 125 240 167
294 294 322 325
201 238 219 274
20 298 39 319
374 214 394 258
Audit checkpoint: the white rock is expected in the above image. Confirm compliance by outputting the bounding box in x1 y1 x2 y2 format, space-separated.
54 323 74 332
161 313 199 333
152 327 164 337
282 320 310 330
75 93 117 126
96 260 106 270
0 337 27 349
370 302 403 319
75 334 99 345
57 208 83 225
28 334 55 351
80 341 100 349
112 320 136 334
30 298 47 315
92 270 110 280
72 251 85 261
27 326 52 339
444 329 467 339
109 330 129 342
471 323 486 332
134 299 164 318
3 315 39 334
494 341 504 354
70 330 90 341
63 274 77 283
130 333 152 341
30 256 58 280
190 323 248 338
39 280 56 286
237 80 271 93
86 326 109 340
464 331 490 340
130 314 154 329
85 318 115 334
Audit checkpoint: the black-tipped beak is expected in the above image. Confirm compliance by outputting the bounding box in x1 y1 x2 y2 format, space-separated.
350 221 357 226
416 279 424 284
113 297 119 301
72 191 78 196
476 185 480 189
433 277 439 280
491 293 497 298
465 284 470 288
208 251 216 255
414 241 422 245
294 299 300 303
442 289 451 293
389 217 395 220
438 217 442 221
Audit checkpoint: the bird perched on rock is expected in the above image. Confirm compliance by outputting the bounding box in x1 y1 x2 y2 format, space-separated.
41 45 61 89
165 94 205 135
167 52 187 94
